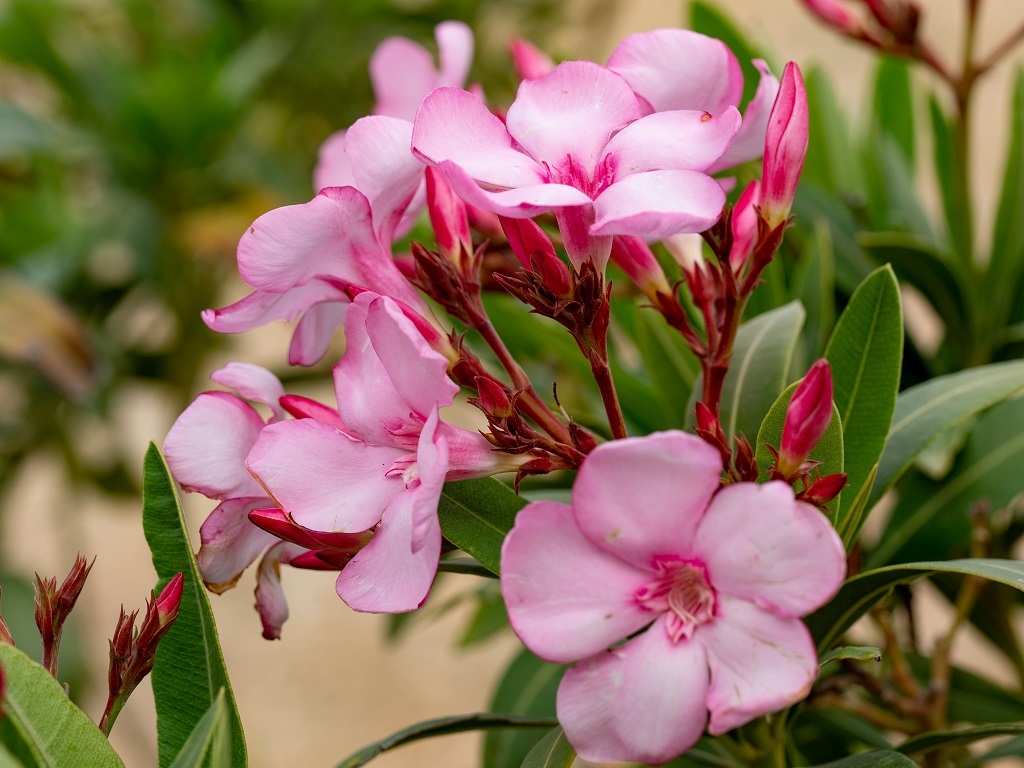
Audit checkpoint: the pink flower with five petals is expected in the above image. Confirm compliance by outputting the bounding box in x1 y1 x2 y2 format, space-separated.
500 431 845 764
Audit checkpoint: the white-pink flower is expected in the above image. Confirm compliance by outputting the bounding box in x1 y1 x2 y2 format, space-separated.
500 431 846 764
412 60 741 270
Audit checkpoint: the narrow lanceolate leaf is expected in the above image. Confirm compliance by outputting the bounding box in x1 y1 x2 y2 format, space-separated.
335 714 557 768
871 56 915 168
929 96 972 262
988 70 1024 310
484 649 565 768
142 444 247 768
824 265 902 526
520 728 575 768
819 646 882 667
807 558 1024 653
168 689 232 768
868 360 1024 509
692 301 804 443
0 644 125 768
836 464 877 551
810 750 916 767
754 382 844 501
437 478 526 576
898 724 1024 756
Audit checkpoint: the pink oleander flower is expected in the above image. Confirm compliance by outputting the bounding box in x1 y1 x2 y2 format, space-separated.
607 29 780 173
778 359 834 479
247 292 523 613
202 115 430 365
412 60 741 271
761 63 809 228
501 431 845 764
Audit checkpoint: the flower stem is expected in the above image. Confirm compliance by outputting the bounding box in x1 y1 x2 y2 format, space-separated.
590 351 628 440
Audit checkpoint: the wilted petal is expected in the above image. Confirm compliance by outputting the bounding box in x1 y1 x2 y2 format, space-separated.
591 170 727 241
558 617 709 764
313 130 353 192
439 161 591 218
710 60 779 172
435 21 474 88
413 88 546 188
247 419 405 532
164 392 265 500
694 482 845 617
211 363 286 422
701 596 818 734
572 432 723 570
287 300 348 366
201 280 344 334
604 107 741 176
506 61 641 172
502 502 654 663
608 29 742 115
196 497 278 592
255 542 308 640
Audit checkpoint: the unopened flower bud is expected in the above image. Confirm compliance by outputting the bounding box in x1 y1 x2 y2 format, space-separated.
500 216 571 297
425 166 472 263
509 38 555 81
154 573 183 630
610 236 671 298
663 233 705 275
476 377 514 419
778 359 833 479
35 554 93 678
803 472 848 506
729 180 760 269
800 0 862 34
761 62 808 228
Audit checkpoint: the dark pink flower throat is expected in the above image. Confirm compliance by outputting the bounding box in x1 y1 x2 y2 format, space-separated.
636 557 716 643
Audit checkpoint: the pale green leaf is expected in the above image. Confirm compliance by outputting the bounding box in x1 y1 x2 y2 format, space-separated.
819 646 882 667
168 689 231 768
520 728 575 768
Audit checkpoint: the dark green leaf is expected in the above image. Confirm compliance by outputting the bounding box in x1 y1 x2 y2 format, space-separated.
168 689 231 768
520 728 575 768
634 303 699 427
336 713 556 768
142 444 247 768
862 132 935 242
0 739 25 768
929 96 972 262
819 646 882 667
437 478 525 576
898 725 1024 756
808 558 1024 653
803 66 862 194
871 57 915 168
689 2 766 106
792 186 874 294
810 750 916 767
869 360 1024 509
0 644 125 768
483 648 565 768
836 464 877 550
824 265 902 520
794 221 836 359
989 70 1024 312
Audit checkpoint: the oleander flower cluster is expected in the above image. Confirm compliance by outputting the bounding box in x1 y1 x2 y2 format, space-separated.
165 20 848 763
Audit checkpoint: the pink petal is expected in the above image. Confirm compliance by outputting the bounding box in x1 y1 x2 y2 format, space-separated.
438 160 591 218
435 21 474 88
210 362 286 422
345 116 423 245
246 419 405 532
604 107 741 176
313 129 353 192
408 409 449 552
572 431 723 570
279 394 347 431
332 294 456 444
412 88 545 189
607 29 742 115
164 392 266 500
196 497 278 592
710 60 779 172
501 501 654 664
591 170 727 240
694 482 846 617
701 595 818 734
201 280 344 334
505 61 641 172
287 299 348 366
255 541 308 640
558 617 709 764
370 36 437 120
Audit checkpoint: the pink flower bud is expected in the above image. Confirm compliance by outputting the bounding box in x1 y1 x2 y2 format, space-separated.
778 359 833 478
729 180 761 268
761 62 808 228
800 0 862 34
154 573 183 630
500 216 572 297
509 38 555 81
610 236 671 297
476 376 513 419
425 166 472 261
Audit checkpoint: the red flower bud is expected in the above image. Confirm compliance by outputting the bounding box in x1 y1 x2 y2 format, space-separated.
476 377 514 419
778 359 833 478
500 216 571 297
154 573 183 630
425 167 472 262
761 63 808 228
803 472 848 506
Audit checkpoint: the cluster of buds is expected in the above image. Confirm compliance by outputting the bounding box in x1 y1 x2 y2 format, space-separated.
801 0 920 48
34 554 93 678
100 573 184 734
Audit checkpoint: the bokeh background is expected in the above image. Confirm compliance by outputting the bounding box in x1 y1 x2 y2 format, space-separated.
1 0 1023 765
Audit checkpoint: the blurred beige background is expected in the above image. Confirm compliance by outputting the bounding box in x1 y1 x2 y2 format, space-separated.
4 0 1024 765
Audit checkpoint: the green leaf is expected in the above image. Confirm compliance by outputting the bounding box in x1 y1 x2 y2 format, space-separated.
989 70 1024 309
483 648 565 768
898 725 1024 756
634 303 699 427
754 382 844 496
520 728 575 768
835 463 877 551
691 301 805 443
807 558 1024 653
794 221 836 359
803 66 862 194
871 57 915 168
0 739 25 768
437 478 525 576
336 713 556 768
862 132 935 242
819 646 882 667
0 644 125 768
824 265 902 521
141 445 247 768
929 96 972 262
810 750 916 767
868 360 1024 509
168 689 231 768
689 2 765 107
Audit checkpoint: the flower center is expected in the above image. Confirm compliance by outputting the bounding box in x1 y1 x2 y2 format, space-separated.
636 557 716 643
546 154 617 199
